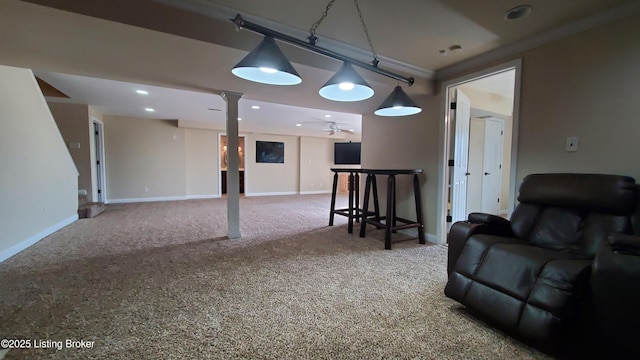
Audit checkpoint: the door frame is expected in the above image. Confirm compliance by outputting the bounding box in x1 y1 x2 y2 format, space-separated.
92 118 107 203
436 58 522 244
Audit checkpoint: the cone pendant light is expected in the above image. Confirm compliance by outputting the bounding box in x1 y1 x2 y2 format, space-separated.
319 62 374 102
232 36 302 85
374 86 422 116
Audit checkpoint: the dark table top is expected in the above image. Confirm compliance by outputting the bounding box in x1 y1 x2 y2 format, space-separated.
331 168 423 175
330 168 365 173
361 169 423 175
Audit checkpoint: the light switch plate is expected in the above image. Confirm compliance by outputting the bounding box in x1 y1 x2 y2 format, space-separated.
565 137 578 152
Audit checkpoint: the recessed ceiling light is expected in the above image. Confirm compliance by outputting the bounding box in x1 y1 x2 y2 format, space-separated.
144 108 155 112
237 117 242 121
504 5 532 21
251 105 260 109
449 45 463 53
136 90 149 95
296 123 302 127
324 114 332 118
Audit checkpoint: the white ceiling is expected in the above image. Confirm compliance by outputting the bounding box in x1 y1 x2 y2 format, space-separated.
36 71 362 139
463 70 516 99
3 0 639 138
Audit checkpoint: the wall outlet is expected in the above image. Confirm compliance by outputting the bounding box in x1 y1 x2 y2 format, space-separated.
78 189 87 196
144 187 149 193
565 137 578 152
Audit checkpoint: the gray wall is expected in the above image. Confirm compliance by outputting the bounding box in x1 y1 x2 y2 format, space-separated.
0 65 78 261
362 12 640 243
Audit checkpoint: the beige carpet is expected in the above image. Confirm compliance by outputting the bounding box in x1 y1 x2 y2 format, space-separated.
0 194 551 359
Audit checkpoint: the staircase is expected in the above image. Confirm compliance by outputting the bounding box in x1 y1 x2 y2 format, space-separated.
78 202 105 218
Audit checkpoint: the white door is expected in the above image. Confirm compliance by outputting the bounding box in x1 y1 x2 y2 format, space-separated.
451 88 471 222
481 118 504 214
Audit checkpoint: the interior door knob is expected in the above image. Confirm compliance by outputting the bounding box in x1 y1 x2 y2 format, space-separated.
465 172 471 176
484 172 491 175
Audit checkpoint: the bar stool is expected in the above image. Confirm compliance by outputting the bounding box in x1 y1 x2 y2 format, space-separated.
329 168 379 233
359 169 425 249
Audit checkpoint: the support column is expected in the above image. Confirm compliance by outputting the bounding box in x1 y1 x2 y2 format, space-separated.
221 91 243 239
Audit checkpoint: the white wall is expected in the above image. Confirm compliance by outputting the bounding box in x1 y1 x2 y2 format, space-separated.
299 137 334 194
104 116 187 202
244 134 300 196
0 65 78 262
102 117 338 200
49 102 92 204
185 128 218 197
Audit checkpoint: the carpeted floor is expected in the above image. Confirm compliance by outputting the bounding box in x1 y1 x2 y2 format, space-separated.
0 194 551 359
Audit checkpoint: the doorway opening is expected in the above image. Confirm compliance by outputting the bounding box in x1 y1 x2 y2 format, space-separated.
437 59 522 244
92 119 106 203
219 134 245 195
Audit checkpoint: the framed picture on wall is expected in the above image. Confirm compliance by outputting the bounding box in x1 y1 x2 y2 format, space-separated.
256 141 284 163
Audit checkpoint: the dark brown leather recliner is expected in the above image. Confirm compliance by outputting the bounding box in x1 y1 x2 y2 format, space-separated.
592 234 640 358
444 173 639 355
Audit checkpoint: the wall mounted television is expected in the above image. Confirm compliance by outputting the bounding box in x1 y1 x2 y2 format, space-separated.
334 142 361 165
256 141 285 163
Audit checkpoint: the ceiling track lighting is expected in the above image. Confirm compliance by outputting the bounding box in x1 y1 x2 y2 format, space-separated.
230 0 421 117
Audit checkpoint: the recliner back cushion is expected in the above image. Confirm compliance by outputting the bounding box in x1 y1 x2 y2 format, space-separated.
581 213 630 257
528 207 582 251
510 203 543 239
510 205 632 257
517 174 636 215
510 174 637 257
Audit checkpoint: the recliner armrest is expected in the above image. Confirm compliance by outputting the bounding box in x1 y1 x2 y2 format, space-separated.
446 215 513 276
447 221 481 276
467 213 514 239
608 233 640 256
468 212 512 232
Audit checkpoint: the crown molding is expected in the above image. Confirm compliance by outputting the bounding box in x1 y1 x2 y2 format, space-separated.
435 1 640 80
152 0 434 79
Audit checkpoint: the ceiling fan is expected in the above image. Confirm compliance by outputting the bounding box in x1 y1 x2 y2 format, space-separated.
322 122 355 135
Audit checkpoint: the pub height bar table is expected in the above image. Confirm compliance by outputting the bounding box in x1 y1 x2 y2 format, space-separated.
359 169 426 250
329 168 380 233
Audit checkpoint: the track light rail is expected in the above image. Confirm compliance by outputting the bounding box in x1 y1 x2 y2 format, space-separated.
231 14 414 86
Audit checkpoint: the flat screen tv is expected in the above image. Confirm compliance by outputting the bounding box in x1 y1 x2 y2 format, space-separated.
334 142 361 165
256 141 285 163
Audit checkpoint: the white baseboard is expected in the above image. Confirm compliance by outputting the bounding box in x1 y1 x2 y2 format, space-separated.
186 194 220 200
107 195 220 204
299 190 332 195
396 229 439 244
244 191 298 197
107 196 186 204
426 232 438 244
0 214 78 263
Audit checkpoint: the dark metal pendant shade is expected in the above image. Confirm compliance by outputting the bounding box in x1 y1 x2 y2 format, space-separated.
232 36 302 85
319 62 374 102
374 86 422 116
